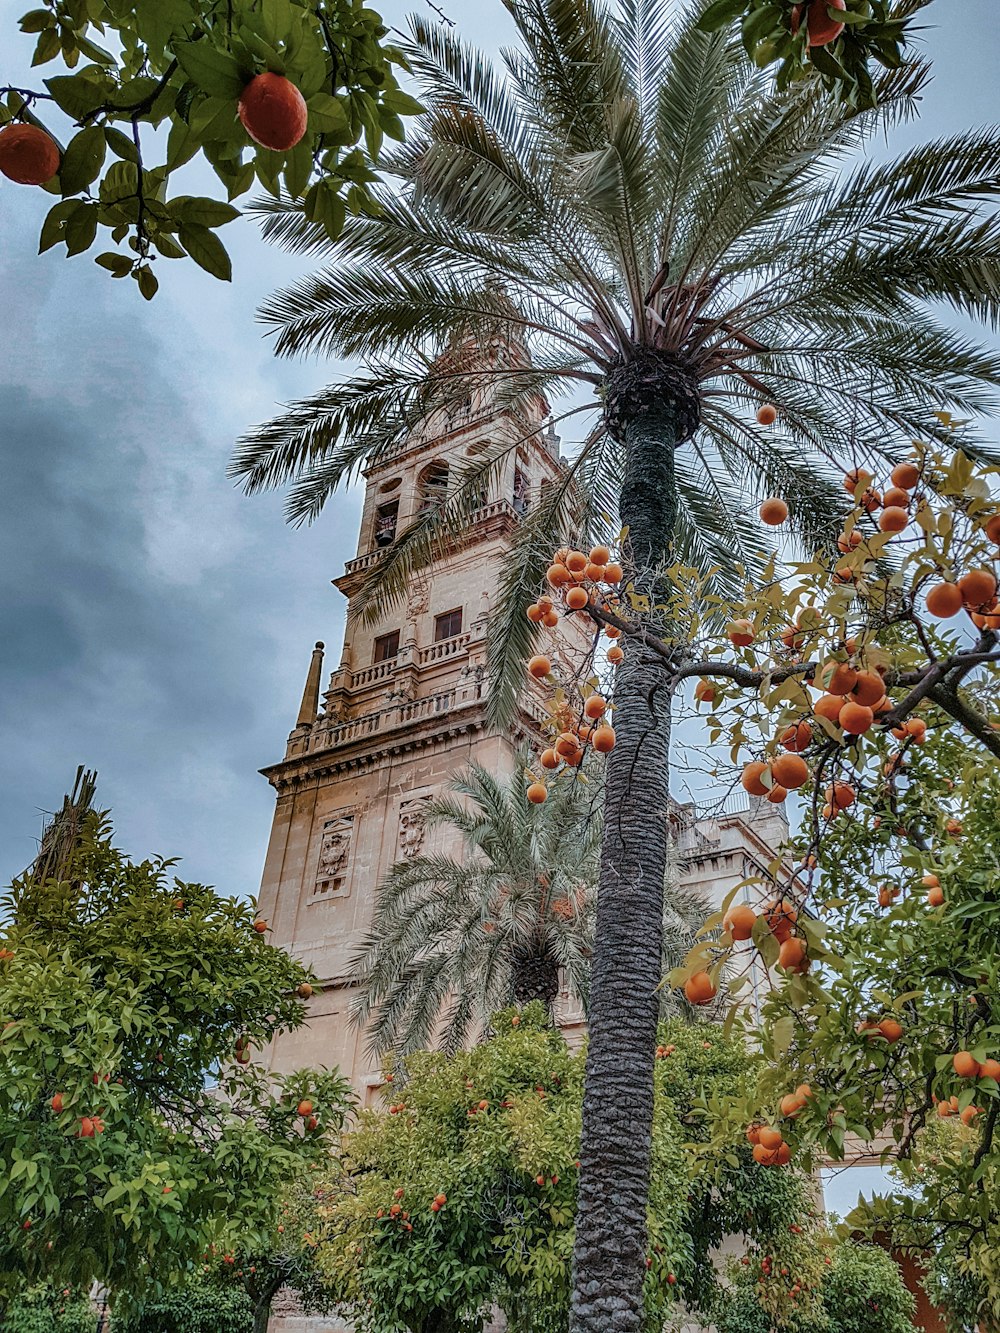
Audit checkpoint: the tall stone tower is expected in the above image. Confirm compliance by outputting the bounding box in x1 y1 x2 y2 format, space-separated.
255 367 574 1102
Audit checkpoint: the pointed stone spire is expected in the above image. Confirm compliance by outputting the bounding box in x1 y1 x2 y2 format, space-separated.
295 642 325 728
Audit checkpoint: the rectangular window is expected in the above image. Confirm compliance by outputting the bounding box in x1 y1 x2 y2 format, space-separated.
373 630 400 663
374 500 398 547
434 608 463 642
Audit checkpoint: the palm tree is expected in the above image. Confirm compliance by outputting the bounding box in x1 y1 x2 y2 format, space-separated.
231 3 1000 1326
349 753 601 1056
350 753 715 1059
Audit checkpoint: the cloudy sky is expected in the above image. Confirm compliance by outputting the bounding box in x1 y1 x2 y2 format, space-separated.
0 0 997 911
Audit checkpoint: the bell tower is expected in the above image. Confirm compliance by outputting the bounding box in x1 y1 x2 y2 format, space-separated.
255 365 576 1100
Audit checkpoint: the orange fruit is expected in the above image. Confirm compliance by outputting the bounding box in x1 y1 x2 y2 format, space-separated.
980 1058 1000 1081
922 872 939 888
879 506 908 534
878 1018 903 1044
589 545 611 566
790 0 846 46
604 624 621 639
527 654 551 679
607 645 624 665
547 563 570 587
0 122 61 185
584 562 604 581
780 721 812 752
960 1105 981 1126
778 937 809 974
565 586 589 610
554 732 578 757
602 562 623 584
757 404 778 425
741 762 771 797
297 1099 314 1117
891 462 920 490
765 784 788 804
694 679 717 704
526 782 548 804
526 603 544 623
565 551 588 573
753 1143 778 1165
583 694 607 720
825 780 855 810
758 1126 783 1151
592 725 616 753
860 487 882 512
905 717 927 742
839 700 874 735
925 582 963 618
851 671 885 707
936 1101 953 1119
837 530 863 554
927 885 945 907
958 568 998 611
728 619 755 647
821 661 859 695
842 467 874 494
883 487 910 509
984 513 1000 543
723 903 757 941
542 610 559 628
746 1123 763 1145
540 748 559 770
771 753 809 789
684 971 717 1005
813 694 844 724
764 899 797 941
780 1093 806 1118
238 72 309 151
953 1051 981 1079
759 498 788 525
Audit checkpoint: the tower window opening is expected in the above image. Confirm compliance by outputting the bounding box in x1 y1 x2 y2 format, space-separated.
374 499 399 547
513 467 529 516
434 608 463 642
419 461 450 511
373 630 400 663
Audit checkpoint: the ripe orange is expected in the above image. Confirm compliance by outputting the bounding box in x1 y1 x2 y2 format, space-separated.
891 462 920 490
960 1105 981 1127
526 603 544 622
925 582 963 618
839 700 874 735
759 498 788 525
927 885 945 907
555 731 578 757
592 725 616 753
602 562 624 584
905 717 927 742
757 404 778 425
296 983 313 999
694 679 717 704
946 818 963 837
985 513 1000 543
765 784 788 805
980 1058 1000 1081
879 506 908 534
936 1101 953 1119
758 1126 783 1151
790 0 846 46
878 1018 903 1044
753 1142 778 1164
253 920 268 933
0 122 61 185
583 694 607 720
837 529 863 554
724 903 757 941
565 586 589 610
547 563 570 587
851 671 885 708
953 1051 981 1079
764 899 797 941
584 562 604 581
922 872 939 888
821 661 859 695
51 1093 64 1113
728 619 755 647
589 545 610 565
526 782 548 804
607 645 624 665
813 694 844 724
780 1093 805 1118
238 72 309 151
603 624 621 639
778 937 809 974
540 748 559 770
842 467 874 495
565 550 588 573
684 971 717 1005
958 568 998 611
527 654 551 679
746 1123 763 1145
297 1099 314 1117
825 780 855 810
771 753 809 789
741 761 771 797
542 610 559 628
780 721 812 752
883 487 910 509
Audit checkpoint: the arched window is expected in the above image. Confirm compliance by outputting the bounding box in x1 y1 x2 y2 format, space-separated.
418 460 450 511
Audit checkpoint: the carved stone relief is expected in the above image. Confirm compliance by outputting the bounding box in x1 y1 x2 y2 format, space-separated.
314 814 354 895
397 795 431 860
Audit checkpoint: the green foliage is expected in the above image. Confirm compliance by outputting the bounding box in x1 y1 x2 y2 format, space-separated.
310 1009 819 1333
714 1239 918 1333
5 1285 95 1333
697 0 929 108
113 1277 254 1333
0 0 421 290
0 811 353 1304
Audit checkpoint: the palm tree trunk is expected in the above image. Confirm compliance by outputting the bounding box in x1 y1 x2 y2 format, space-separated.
570 371 692 1333
511 944 561 1012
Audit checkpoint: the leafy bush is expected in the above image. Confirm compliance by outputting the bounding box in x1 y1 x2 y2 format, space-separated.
114 1279 253 1333
5 1285 95 1333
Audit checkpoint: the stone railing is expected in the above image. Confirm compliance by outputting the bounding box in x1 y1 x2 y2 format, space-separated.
306 678 486 756
341 548 386 579
418 632 472 666
348 659 397 689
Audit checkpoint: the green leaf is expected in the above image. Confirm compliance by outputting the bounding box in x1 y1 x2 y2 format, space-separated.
305 92 350 137
169 196 241 228
173 42 247 100
63 202 99 256
136 265 159 300
95 251 133 276
696 0 747 32
38 198 81 253
166 119 200 170
379 89 424 118
177 224 232 281
31 27 61 65
104 125 140 164
19 10 54 34
59 126 107 195
44 73 107 119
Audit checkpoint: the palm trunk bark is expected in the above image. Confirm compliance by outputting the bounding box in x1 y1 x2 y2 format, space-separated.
511 944 561 1012
570 367 694 1333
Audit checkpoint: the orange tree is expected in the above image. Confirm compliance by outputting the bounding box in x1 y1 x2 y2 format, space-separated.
698 1 929 106
0 0 421 294
0 809 352 1322
306 1004 833 1333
